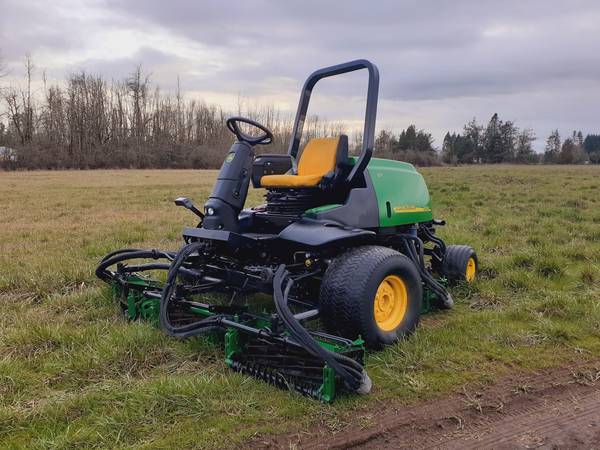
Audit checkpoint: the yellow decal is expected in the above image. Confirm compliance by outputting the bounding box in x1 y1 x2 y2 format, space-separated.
393 206 431 214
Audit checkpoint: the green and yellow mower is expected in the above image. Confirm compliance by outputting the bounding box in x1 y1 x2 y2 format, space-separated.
97 60 478 402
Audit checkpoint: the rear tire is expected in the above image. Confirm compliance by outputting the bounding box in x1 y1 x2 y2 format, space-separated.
319 246 422 349
441 245 478 284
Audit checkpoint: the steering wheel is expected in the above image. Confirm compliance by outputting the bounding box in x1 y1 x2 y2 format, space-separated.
226 116 274 146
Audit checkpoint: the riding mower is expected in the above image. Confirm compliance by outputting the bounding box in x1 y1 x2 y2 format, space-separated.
96 60 477 402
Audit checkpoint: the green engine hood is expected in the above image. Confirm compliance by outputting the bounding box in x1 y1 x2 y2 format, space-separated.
364 158 433 227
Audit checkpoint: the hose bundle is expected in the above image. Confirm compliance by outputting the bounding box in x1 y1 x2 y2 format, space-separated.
159 241 222 338
95 248 177 283
98 243 371 395
396 234 453 308
272 265 371 394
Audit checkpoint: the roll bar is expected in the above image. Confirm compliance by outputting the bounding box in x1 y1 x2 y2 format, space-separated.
288 59 379 185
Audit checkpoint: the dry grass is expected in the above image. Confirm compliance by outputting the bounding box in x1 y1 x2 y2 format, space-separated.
0 165 599 448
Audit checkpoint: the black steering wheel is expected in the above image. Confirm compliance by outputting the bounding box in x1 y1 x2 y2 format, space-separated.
226 116 274 146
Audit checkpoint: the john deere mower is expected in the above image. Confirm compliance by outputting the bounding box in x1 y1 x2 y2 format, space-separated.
96 60 477 401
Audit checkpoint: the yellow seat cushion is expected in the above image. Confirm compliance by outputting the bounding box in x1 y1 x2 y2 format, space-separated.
260 137 340 188
260 173 324 188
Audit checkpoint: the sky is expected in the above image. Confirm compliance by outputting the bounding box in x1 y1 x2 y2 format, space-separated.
2 0 600 151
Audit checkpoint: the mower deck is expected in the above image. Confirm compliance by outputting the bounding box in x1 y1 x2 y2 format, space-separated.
100 251 370 401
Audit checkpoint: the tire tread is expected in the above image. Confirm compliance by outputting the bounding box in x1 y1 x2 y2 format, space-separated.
320 246 421 348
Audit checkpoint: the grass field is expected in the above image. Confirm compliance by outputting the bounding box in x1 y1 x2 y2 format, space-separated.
1 166 599 449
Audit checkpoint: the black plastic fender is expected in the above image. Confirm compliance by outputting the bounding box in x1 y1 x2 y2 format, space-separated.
277 218 375 247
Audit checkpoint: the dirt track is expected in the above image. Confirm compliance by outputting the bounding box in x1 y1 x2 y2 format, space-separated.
255 361 600 449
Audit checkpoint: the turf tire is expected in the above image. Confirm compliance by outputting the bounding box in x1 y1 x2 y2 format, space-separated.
319 246 422 349
441 245 478 284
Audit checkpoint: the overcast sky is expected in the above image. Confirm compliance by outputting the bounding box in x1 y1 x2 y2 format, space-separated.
2 0 600 150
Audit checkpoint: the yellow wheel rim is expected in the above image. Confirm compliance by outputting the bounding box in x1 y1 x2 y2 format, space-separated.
373 275 407 332
465 257 476 282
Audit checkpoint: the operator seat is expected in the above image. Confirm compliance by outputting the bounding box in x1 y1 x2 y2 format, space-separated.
260 135 348 189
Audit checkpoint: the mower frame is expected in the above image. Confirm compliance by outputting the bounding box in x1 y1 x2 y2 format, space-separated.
96 59 477 402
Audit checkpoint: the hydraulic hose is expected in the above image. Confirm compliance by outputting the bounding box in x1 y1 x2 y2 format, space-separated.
421 225 446 254
272 265 371 394
396 234 453 308
159 241 223 338
95 249 177 283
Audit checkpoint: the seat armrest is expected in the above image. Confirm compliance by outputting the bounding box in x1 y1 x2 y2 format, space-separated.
252 154 293 188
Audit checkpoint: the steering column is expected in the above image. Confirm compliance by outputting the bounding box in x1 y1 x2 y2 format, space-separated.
202 117 273 232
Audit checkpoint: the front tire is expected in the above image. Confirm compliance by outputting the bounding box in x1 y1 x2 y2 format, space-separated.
319 246 422 349
441 245 478 284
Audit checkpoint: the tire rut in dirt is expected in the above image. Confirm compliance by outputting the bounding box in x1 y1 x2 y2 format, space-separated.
258 360 600 450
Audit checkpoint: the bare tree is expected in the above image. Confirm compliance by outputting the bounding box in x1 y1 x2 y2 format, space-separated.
23 54 34 143
1 55 35 147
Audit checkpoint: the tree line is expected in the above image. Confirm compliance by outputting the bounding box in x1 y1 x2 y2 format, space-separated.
442 114 599 165
374 125 439 166
1 57 598 169
0 58 345 169
542 130 600 164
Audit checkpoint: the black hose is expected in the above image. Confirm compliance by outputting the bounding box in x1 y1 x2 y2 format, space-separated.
99 248 144 263
279 275 363 379
159 242 223 338
275 277 363 383
95 249 176 283
272 265 369 393
396 234 452 308
421 225 446 253
119 263 172 272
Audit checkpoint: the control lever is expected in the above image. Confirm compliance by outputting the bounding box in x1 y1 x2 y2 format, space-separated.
175 197 205 220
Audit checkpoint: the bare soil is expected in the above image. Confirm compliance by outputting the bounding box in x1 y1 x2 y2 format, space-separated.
254 360 600 449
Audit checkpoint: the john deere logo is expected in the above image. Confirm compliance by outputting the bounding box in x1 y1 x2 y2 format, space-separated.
225 153 235 163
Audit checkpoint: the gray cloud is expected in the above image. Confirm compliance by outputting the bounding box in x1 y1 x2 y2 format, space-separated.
2 0 600 149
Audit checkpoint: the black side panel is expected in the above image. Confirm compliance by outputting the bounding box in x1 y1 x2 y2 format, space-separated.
278 218 375 247
310 171 379 228
184 227 232 242
183 227 277 250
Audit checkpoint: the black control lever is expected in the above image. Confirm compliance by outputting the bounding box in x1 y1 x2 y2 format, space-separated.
175 197 205 220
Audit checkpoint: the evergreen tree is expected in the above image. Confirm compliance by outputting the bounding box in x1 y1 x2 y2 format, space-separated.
375 129 395 154
544 130 561 163
405 124 417 150
397 124 416 151
442 132 455 164
393 124 434 154
583 134 600 163
462 118 482 163
499 120 518 162
396 130 406 151
515 128 537 163
583 134 600 153
415 129 434 153
559 138 586 164
483 113 503 163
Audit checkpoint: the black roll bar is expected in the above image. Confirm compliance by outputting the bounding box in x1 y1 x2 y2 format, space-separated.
287 59 379 185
